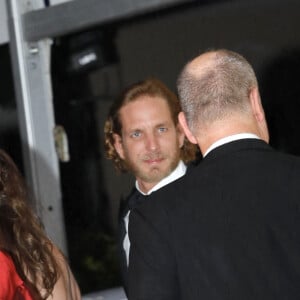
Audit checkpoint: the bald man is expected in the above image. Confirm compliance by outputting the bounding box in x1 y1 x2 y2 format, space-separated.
128 49 300 300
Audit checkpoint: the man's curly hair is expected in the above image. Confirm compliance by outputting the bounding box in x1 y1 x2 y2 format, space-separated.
104 78 198 173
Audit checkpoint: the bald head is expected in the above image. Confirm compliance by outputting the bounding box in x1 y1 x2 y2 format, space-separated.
177 49 269 153
186 51 217 77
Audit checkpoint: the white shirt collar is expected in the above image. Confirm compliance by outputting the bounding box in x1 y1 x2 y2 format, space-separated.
203 133 260 157
136 160 187 195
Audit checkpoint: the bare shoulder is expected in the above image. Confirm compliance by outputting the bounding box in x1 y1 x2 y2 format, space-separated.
47 246 82 300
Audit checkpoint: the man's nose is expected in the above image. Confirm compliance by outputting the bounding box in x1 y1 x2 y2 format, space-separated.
145 134 159 151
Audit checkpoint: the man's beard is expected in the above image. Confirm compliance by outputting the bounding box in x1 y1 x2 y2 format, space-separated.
127 151 180 184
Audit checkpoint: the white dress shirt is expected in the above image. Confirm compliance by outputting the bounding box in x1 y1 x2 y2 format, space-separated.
203 133 260 157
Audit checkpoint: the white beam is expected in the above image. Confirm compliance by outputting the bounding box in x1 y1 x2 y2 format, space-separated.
23 0 194 42
0 0 9 44
6 0 68 254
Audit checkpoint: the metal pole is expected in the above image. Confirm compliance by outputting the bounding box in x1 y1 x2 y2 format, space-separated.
6 0 67 254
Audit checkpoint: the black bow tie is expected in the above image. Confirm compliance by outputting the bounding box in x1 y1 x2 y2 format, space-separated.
128 190 147 210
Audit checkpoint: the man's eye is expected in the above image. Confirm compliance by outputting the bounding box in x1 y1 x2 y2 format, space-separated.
158 127 167 133
131 131 141 138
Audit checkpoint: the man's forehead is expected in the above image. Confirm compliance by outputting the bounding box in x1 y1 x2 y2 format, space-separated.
129 94 166 104
120 95 170 114
119 97 173 126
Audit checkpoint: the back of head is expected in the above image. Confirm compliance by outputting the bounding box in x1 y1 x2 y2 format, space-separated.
104 78 198 172
177 49 258 133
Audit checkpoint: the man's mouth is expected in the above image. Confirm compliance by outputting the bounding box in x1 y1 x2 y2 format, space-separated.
144 156 164 164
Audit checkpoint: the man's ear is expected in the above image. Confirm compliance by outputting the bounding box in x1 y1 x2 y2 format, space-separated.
176 123 186 148
178 112 198 144
113 133 125 159
249 87 265 122
249 87 269 143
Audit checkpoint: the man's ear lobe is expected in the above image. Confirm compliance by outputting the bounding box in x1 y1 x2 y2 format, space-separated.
113 134 125 159
178 112 198 144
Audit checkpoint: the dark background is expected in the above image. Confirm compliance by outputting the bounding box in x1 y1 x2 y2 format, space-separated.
1 0 300 294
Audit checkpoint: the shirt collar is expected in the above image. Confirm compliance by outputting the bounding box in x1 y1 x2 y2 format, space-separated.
136 160 187 195
203 133 260 157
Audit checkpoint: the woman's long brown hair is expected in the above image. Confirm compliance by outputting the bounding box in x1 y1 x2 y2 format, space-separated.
0 149 59 299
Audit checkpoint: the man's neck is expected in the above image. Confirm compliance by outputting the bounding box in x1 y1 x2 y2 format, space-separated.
203 133 261 157
198 117 266 156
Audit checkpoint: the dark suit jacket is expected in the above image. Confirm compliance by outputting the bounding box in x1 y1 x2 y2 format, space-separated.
128 139 300 300
119 162 199 295
118 187 142 295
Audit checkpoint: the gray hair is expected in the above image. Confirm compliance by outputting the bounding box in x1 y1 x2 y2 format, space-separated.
177 49 258 132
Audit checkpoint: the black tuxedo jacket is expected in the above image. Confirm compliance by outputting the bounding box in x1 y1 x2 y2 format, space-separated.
118 187 144 295
119 162 199 295
128 139 300 300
